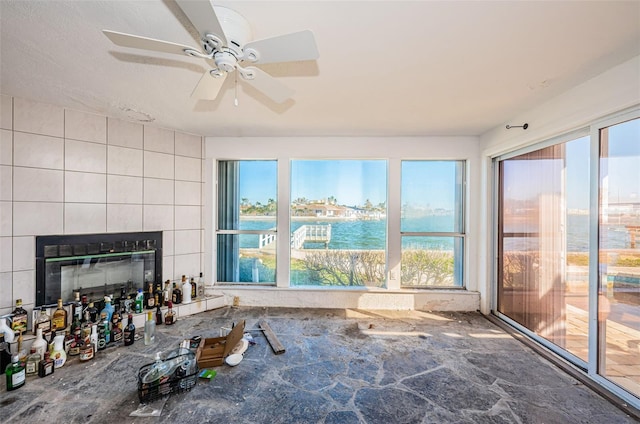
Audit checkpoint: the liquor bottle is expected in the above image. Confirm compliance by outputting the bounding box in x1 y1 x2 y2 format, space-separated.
72 291 82 322
68 333 83 357
154 282 164 308
144 311 155 346
164 302 176 325
197 272 205 297
112 318 123 345
90 324 98 354
145 282 155 310
172 282 182 304
38 351 54 378
34 308 51 341
97 313 107 350
163 280 171 305
80 295 89 323
25 348 41 376
135 289 144 313
16 331 27 365
64 330 74 354
190 277 197 300
85 302 98 323
5 355 25 390
124 314 135 346
155 304 163 325
70 305 82 340
101 296 114 322
182 277 192 304
31 328 47 357
0 333 11 376
124 296 133 314
11 299 28 337
52 299 68 332
0 317 15 344
79 338 93 362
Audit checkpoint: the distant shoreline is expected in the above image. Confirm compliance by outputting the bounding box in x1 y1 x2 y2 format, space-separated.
240 215 386 222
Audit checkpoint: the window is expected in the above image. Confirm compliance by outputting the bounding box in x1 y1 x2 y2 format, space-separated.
290 160 387 287
216 160 277 284
401 161 465 287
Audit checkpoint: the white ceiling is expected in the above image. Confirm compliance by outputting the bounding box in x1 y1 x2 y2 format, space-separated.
1 1 639 137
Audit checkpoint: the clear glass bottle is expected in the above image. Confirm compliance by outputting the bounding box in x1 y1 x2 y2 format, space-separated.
34 309 51 340
144 311 155 346
52 299 68 332
25 348 41 376
11 298 28 337
197 272 205 298
31 328 47 357
163 280 171 305
5 355 25 390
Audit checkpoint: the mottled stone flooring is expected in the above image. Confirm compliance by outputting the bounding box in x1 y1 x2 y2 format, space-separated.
1 307 637 423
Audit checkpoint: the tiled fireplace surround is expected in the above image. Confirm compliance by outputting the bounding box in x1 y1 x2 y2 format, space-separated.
0 95 208 325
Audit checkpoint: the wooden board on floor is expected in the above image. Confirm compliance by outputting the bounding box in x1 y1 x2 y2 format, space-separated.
259 320 285 355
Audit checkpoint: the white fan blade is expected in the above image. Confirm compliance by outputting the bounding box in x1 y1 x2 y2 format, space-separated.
175 0 227 45
191 70 227 100
241 67 294 103
242 30 319 64
103 30 198 56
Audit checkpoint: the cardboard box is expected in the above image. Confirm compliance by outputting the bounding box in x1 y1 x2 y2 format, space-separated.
196 320 245 368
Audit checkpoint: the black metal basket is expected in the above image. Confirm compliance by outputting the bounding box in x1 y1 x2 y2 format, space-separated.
137 351 198 403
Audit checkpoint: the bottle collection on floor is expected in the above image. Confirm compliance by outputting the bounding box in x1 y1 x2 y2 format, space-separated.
1 273 205 391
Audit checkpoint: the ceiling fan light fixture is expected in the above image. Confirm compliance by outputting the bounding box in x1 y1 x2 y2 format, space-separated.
212 6 252 55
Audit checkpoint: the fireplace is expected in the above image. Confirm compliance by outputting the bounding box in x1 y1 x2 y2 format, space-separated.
36 232 162 306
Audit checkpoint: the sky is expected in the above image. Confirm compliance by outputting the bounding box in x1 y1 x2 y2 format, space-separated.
239 160 459 208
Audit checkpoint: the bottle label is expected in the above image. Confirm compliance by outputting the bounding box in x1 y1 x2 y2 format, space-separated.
36 320 51 333
52 315 66 330
43 362 54 376
26 361 37 374
113 331 123 343
11 368 25 387
148 297 155 307
164 314 174 325
12 313 28 333
80 346 94 361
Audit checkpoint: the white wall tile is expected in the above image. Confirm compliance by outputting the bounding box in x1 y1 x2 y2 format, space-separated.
107 204 143 232
0 129 12 165
0 237 11 272
0 95 12 130
0 272 12 308
144 151 174 179
13 167 63 202
143 204 174 231
65 109 107 143
108 118 143 149
162 255 174 284
175 132 201 158
175 155 201 182
65 203 106 234
144 126 174 154
12 270 35 306
0 201 11 236
108 146 143 176
174 230 200 255
0 166 11 201
174 253 200 279
65 171 106 203
175 181 201 206
13 202 63 236
144 178 173 205
13 132 64 169
13 98 64 137
163 230 174 256
65 139 106 173
107 175 142 204
174 205 200 230
12 236 34 271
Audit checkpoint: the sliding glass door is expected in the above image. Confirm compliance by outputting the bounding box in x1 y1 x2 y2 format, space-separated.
496 114 639 403
598 118 640 397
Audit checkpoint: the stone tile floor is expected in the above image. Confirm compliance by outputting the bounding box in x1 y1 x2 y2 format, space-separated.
1 306 637 423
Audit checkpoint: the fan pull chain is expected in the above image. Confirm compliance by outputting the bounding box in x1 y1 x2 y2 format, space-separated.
234 72 239 107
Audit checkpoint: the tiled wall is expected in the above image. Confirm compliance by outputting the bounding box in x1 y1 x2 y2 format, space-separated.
0 95 204 322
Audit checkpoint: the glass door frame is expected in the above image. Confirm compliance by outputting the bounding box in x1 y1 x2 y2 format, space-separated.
491 106 640 409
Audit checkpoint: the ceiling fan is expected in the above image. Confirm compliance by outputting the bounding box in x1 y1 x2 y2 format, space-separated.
103 1 319 104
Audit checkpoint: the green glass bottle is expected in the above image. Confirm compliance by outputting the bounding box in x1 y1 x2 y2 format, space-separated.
6 355 26 391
